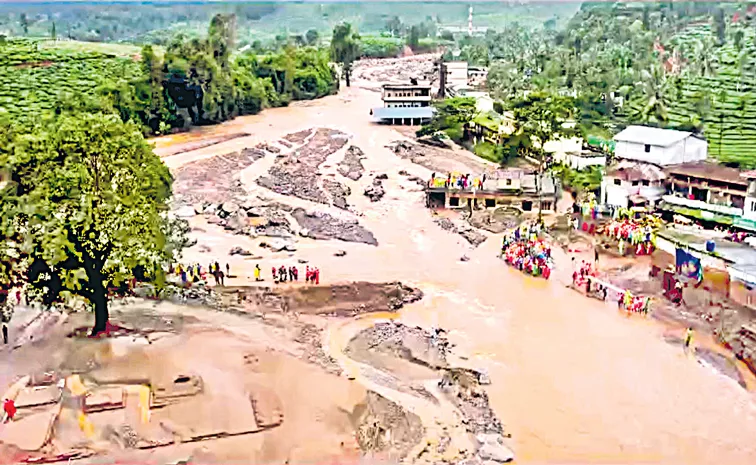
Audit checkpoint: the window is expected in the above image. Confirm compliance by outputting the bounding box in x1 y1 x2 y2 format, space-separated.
642 180 650 186
632 181 639 186
449 196 460 207
485 199 496 208
506 179 512 186
613 178 621 186
644 144 651 153
751 201 756 212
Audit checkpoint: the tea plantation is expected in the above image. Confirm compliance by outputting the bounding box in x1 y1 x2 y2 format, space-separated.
0 40 141 121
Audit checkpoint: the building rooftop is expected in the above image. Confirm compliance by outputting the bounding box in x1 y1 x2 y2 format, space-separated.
664 161 748 186
372 107 435 120
659 228 756 280
614 125 694 147
606 160 666 182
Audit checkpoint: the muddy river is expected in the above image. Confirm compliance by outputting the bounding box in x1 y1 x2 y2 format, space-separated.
154 73 756 464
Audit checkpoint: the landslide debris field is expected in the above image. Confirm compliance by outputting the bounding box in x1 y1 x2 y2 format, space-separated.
1 124 509 464
0 282 510 464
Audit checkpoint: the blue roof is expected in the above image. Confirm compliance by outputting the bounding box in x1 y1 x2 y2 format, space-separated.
372 107 434 120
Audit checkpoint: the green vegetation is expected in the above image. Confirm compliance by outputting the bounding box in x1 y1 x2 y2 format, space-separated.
417 97 477 143
553 165 603 194
473 141 504 164
0 112 183 335
0 2 575 46
440 2 756 167
0 16 338 136
331 23 360 87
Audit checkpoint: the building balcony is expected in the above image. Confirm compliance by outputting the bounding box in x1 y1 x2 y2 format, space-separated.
382 95 432 102
661 194 743 217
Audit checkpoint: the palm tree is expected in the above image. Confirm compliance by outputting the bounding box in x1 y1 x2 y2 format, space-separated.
634 64 672 125
689 38 717 78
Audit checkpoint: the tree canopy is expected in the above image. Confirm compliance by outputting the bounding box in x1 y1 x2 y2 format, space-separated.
0 113 180 335
331 22 360 87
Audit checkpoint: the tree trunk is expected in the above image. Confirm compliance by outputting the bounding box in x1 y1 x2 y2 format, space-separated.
91 282 109 337
85 260 109 337
345 68 351 87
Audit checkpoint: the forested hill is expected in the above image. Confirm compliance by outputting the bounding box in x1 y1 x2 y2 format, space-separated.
481 1 756 167
0 1 580 46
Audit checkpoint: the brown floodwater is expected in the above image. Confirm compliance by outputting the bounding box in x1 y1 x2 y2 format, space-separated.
154 74 756 464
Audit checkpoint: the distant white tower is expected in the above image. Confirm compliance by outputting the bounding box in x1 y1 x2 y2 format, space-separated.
468 5 473 37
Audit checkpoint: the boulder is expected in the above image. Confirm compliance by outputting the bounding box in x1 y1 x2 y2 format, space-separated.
221 201 240 215
363 183 385 202
334 250 347 257
224 212 248 233
299 228 310 238
398 170 409 176
375 173 388 180
477 437 514 463
194 204 205 215
460 255 470 262
175 206 196 218
229 247 252 256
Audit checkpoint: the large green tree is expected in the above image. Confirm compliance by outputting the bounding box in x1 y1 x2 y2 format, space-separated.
0 113 179 335
331 23 360 87
501 92 577 219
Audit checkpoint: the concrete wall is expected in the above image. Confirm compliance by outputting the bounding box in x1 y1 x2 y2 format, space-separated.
562 154 606 170
601 178 665 207
615 137 707 166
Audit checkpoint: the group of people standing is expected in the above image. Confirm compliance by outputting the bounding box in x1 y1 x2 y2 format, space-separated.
171 262 230 286
428 172 487 190
500 223 553 279
270 265 321 284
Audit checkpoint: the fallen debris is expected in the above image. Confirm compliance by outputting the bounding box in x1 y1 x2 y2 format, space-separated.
323 179 351 210
173 147 268 206
364 177 386 202
351 391 423 459
292 208 378 246
338 146 366 181
229 246 253 256
257 128 349 204
434 218 487 247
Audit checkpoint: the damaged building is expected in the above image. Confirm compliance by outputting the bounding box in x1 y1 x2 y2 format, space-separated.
425 168 560 213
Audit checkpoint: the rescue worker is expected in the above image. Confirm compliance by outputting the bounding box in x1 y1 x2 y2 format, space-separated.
254 264 262 282
684 327 694 352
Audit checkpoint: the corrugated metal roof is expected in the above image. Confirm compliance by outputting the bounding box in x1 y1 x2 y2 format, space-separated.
372 107 434 119
614 125 693 147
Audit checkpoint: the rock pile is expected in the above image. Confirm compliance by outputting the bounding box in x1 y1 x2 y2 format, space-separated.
257 128 350 205
283 129 312 145
364 175 386 202
323 179 351 210
292 208 378 246
337 146 366 181
434 217 487 247
173 146 269 206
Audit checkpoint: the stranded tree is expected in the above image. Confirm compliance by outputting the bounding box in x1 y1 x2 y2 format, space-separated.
331 22 360 87
0 113 180 335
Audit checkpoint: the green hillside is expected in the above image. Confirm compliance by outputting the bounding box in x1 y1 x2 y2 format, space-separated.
0 39 141 120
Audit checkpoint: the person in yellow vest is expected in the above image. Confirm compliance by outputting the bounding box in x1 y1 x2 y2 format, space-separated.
623 290 633 310
254 264 262 282
684 327 694 352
